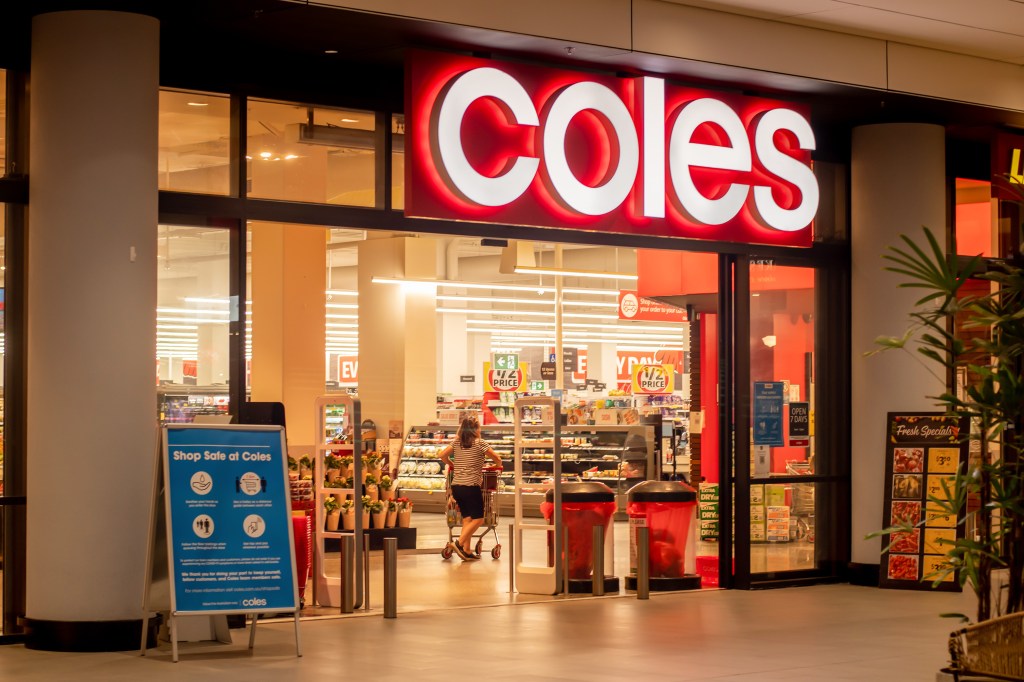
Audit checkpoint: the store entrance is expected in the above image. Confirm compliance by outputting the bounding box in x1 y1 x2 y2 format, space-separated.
155 220 841 615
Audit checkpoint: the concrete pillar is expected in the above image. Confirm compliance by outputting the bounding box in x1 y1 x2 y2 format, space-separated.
850 123 946 570
249 222 326 455
26 10 158 649
358 236 438 431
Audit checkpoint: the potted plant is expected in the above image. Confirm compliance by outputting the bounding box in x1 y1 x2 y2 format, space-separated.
323 496 341 531
369 499 386 528
364 474 379 502
360 495 373 529
299 455 313 479
385 499 399 528
871 219 1024 677
339 454 354 478
341 499 356 531
287 456 299 480
396 497 413 528
325 454 343 483
379 474 395 501
364 452 382 478
325 476 349 505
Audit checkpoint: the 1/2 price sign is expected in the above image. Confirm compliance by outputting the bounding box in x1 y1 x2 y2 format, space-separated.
484 361 527 392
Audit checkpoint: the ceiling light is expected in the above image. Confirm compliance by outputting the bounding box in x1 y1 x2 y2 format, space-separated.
340 117 358 123
284 154 298 160
372 276 618 296
157 307 228 315
437 308 617 320
326 289 358 297
325 303 358 309
324 49 338 55
259 152 272 159
513 266 638 281
186 102 208 107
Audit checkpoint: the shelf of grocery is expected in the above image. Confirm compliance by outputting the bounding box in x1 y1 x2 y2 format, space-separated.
317 443 355 450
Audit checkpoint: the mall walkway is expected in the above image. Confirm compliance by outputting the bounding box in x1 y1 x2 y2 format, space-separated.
0 584 963 681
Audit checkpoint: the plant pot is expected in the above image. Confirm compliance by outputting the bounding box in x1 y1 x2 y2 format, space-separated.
361 513 371 529
326 469 340 483
385 509 397 528
398 509 412 528
300 465 312 479
372 511 386 529
366 484 379 502
342 511 355 531
381 488 394 501
369 466 382 479
326 510 341 531
341 464 353 479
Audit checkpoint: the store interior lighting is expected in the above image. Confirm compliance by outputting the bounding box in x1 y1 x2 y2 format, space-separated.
512 266 638 280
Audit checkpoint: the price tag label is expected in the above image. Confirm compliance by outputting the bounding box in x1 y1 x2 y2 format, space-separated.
925 502 957 528
927 447 959 473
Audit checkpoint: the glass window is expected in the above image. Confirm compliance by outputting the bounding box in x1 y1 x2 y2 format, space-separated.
156 225 231 423
247 100 376 206
955 179 997 258
158 89 232 195
748 261 816 570
392 114 405 211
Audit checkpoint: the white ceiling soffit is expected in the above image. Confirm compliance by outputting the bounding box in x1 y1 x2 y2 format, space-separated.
671 0 1024 64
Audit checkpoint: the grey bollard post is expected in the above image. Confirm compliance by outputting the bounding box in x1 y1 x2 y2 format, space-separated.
637 526 650 600
592 525 605 596
563 525 570 595
341 534 355 614
383 537 397 619
508 523 515 594
363 533 371 611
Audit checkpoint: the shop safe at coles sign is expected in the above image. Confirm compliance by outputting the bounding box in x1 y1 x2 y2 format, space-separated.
163 426 297 613
406 51 818 247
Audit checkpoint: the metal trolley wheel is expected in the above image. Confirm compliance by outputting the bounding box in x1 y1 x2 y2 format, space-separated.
441 544 454 560
491 544 501 560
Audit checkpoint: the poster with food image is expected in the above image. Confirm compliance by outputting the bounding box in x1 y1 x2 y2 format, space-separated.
893 447 924 473
890 501 921 526
888 554 919 581
892 474 922 499
924 528 956 555
889 530 920 554
880 412 968 591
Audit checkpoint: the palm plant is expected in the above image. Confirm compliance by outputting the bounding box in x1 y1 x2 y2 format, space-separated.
872 214 1024 623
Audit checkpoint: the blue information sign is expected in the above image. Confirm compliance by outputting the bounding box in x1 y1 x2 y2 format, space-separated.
163 426 297 614
753 381 785 447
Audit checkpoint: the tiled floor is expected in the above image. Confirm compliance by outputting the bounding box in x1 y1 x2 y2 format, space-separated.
0 583 965 680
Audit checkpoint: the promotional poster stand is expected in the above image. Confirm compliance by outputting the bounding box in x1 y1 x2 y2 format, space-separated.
140 425 302 662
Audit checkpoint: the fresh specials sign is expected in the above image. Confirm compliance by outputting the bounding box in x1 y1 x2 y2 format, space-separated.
406 51 818 247
163 426 297 613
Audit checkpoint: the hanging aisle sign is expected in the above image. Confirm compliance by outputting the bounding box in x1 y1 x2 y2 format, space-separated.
406 50 818 248
879 412 968 592
142 424 301 661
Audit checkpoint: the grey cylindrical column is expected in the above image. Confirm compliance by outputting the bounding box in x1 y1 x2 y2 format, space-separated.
591 525 605 596
26 10 158 650
850 124 946 569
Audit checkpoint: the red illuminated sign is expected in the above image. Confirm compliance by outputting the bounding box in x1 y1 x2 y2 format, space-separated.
406 51 817 247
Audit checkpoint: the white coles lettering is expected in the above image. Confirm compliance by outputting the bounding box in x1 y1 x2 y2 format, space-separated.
436 67 539 206
753 108 818 232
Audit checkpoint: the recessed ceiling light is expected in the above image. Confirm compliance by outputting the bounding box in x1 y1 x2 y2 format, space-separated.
340 118 358 123
259 151 272 159
284 154 298 160
324 49 338 55
186 102 208 107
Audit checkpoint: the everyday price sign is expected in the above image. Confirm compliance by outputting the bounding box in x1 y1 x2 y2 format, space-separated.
618 291 687 322
406 51 817 247
163 425 297 613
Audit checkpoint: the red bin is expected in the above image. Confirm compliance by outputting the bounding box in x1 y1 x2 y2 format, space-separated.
540 481 619 592
626 480 701 591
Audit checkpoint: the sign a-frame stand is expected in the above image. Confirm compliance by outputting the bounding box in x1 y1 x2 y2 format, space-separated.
141 424 302 662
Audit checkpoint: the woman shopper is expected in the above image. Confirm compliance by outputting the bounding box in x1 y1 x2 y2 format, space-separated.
439 415 502 560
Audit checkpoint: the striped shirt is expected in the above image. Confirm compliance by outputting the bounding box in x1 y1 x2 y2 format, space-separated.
451 438 490 486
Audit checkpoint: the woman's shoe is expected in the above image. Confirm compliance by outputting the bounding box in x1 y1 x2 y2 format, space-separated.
454 541 478 560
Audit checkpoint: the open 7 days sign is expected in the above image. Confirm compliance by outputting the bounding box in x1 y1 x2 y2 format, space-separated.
406 51 818 247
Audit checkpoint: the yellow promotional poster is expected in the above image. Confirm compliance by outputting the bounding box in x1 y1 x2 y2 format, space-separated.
631 363 674 394
484 361 528 392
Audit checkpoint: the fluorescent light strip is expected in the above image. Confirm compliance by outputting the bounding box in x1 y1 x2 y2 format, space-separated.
157 332 199 338
326 314 359 319
513 266 638 281
465 320 684 333
326 323 357 329
326 303 358 310
437 307 617 320
325 290 358 297
157 317 228 325
157 324 199 330
373 276 619 297
490 329 682 341
435 295 618 309
157 307 229 315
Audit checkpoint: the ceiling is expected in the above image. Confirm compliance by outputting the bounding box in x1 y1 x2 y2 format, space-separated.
675 0 1024 64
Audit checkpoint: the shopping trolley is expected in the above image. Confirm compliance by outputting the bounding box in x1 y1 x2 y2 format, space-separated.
441 466 503 560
